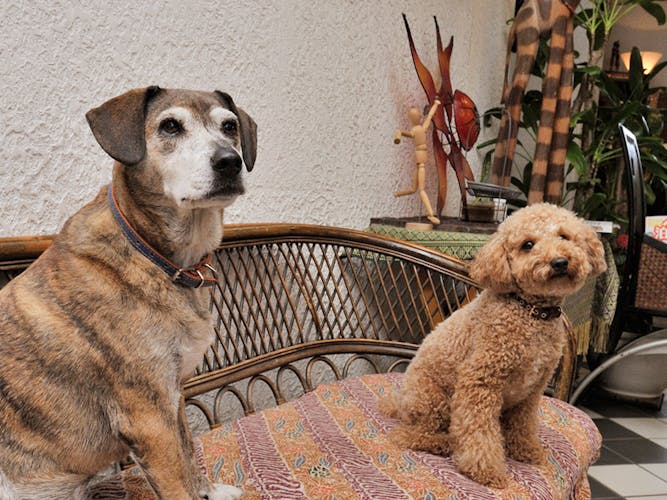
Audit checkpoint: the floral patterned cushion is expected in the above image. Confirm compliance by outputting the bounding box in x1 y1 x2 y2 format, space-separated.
110 373 601 499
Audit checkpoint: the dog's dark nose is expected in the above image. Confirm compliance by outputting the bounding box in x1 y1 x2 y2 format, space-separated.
550 257 569 275
211 149 242 176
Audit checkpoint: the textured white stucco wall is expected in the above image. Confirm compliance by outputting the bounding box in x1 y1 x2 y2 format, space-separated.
0 1 512 236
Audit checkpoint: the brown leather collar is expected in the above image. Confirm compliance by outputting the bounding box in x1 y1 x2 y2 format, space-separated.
108 184 217 288
508 293 562 321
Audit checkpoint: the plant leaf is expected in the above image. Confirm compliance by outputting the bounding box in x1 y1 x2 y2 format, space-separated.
577 65 602 76
636 0 666 25
646 60 667 83
567 141 587 176
628 47 645 97
645 181 656 205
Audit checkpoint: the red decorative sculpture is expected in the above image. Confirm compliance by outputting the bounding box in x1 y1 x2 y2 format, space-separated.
401 14 480 215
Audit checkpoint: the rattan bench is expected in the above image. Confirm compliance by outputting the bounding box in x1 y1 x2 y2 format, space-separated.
0 224 600 499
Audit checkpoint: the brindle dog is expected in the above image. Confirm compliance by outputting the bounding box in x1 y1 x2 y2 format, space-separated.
0 87 257 499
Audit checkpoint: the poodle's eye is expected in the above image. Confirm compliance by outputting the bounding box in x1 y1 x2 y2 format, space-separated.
521 240 534 251
559 233 570 240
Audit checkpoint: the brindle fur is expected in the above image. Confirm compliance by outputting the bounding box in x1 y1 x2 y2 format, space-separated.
0 87 257 499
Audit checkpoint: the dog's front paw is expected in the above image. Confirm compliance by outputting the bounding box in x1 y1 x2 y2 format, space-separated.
464 464 508 489
508 442 547 466
199 483 243 500
455 454 508 489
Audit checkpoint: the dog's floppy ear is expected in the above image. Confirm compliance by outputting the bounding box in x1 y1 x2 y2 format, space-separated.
469 232 515 293
86 86 161 166
580 224 607 276
215 91 258 171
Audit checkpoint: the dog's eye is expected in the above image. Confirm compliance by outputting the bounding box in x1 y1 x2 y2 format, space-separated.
559 233 569 240
521 240 534 251
222 120 238 134
159 118 182 136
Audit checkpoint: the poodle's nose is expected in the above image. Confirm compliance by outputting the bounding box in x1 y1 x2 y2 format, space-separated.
550 257 569 275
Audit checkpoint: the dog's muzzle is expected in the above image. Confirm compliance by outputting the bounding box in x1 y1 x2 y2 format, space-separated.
211 148 242 177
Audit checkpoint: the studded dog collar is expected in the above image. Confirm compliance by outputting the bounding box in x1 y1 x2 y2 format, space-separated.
508 293 562 321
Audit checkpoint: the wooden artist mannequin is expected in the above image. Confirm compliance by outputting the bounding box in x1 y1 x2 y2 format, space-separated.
394 99 441 225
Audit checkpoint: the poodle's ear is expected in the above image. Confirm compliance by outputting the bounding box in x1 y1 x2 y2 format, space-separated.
580 225 607 276
469 232 514 292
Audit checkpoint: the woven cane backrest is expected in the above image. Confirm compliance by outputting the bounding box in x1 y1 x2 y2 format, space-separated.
200 225 476 369
634 236 667 312
182 224 480 430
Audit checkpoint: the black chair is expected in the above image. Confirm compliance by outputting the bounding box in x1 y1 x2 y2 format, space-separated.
570 124 667 404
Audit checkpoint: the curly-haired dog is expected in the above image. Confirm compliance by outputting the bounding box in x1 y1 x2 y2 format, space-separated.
381 203 606 488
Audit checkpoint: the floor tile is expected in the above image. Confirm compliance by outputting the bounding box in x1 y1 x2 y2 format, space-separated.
581 407 604 419
588 464 667 496
594 418 644 440
583 398 655 418
611 418 667 439
626 496 667 499
588 475 622 499
603 438 667 463
594 445 633 465
651 438 667 449
641 462 667 480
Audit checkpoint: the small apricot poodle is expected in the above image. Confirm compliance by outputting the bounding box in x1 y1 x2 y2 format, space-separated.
381 203 606 488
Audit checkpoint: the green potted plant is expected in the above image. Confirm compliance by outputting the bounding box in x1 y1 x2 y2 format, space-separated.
571 48 667 221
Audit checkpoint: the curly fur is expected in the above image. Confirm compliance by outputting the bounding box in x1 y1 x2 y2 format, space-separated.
380 203 606 488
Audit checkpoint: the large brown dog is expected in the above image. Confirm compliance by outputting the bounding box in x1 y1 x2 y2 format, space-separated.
0 87 256 499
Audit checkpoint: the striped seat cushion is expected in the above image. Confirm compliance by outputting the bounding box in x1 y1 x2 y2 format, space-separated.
109 373 601 499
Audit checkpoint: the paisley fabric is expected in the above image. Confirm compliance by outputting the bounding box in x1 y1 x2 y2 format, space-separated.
115 373 601 499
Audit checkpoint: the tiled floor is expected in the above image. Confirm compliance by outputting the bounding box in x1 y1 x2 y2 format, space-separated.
577 393 667 499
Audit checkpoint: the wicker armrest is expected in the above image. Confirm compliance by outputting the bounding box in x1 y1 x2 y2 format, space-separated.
0 235 54 285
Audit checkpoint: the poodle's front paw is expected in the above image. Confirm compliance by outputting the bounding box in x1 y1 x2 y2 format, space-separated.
378 393 400 419
199 483 243 500
390 425 451 455
455 454 508 489
482 471 509 490
507 440 547 466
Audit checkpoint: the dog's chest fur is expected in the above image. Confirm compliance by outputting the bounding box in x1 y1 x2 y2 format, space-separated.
0 194 217 478
451 292 566 408
501 319 564 407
